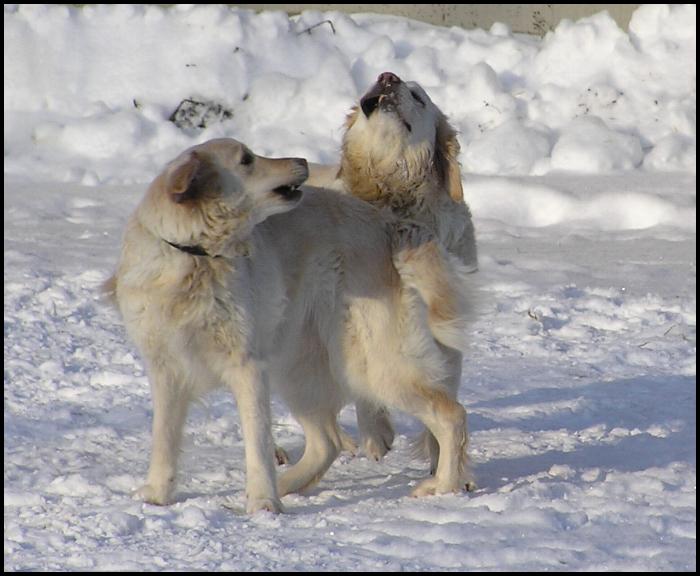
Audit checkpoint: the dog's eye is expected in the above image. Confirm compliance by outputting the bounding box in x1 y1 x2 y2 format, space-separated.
240 151 254 166
410 91 425 106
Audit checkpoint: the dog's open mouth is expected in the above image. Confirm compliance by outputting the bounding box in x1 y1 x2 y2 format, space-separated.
360 73 412 132
361 95 381 117
360 93 412 132
273 184 302 201
361 91 395 118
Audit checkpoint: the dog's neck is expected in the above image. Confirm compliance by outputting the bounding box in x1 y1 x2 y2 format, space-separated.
340 144 438 198
340 159 435 214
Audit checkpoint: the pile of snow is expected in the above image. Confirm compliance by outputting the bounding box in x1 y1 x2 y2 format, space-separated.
4 3 696 191
466 171 696 230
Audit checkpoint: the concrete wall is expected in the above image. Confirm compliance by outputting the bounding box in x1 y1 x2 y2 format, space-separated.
233 4 641 34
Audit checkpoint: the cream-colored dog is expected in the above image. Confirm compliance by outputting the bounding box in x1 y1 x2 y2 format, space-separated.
105 138 473 513
308 72 477 271
308 73 479 469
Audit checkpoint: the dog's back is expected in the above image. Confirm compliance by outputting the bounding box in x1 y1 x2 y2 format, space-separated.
260 186 395 300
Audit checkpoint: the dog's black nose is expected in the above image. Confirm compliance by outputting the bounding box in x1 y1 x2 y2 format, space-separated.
378 72 401 85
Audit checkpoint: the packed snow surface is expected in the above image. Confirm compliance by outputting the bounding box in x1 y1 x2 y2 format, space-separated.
4 4 696 571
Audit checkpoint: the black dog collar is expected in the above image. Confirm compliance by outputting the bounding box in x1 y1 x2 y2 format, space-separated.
164 240 216 258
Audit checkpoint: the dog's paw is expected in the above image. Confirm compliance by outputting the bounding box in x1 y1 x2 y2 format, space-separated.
362 422 394 461
247 497 284 514
411 477 439 497
363 435 392 461
338 428 359 456
358 406 394 461
134 483 172 505
411 477 470 497
274 446 290 465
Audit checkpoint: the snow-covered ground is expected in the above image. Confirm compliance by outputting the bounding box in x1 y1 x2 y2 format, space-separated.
4 4 696 571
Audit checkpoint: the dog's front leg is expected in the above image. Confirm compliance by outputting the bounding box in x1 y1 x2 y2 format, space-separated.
137 366 190 505
228 361 283 514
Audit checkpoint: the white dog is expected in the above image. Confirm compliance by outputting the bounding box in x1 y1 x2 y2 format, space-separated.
105 138 473 513
307 72 477 271
308 73 479 468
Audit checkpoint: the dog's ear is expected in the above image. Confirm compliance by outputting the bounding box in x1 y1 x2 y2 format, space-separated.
344 106 360 130
435 114 464 202
167 151 217 204
167 151 201 203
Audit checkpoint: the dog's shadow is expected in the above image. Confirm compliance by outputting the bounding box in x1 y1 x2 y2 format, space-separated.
468 374 696 492
66 373 693 514
247 374 695 513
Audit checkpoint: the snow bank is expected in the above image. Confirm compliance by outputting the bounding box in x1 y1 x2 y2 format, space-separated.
550 116 643 173
465 171 696 230
4 4 696 190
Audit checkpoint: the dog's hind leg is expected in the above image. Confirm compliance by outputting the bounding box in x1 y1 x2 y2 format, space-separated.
417 345 464 477
276 327 345 496
381 373 472 496
409 384 472 496
412 427 475 490
338 426 359 455
136 365 191 505
356 399 395 461
277 414 341 496
412 428 440 475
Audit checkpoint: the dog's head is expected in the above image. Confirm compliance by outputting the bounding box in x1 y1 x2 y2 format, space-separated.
139 138 308 254
341 72 463 204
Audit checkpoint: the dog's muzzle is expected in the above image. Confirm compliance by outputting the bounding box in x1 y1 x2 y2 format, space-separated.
273 158 307 201
360 72 402 118
273 184 303 201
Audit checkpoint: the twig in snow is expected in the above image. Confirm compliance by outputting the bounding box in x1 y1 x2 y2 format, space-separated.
297 20 336 36
527 308 541 322
663 324 679 336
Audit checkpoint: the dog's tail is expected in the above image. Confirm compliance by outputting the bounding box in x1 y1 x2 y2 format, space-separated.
391 223 475 352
